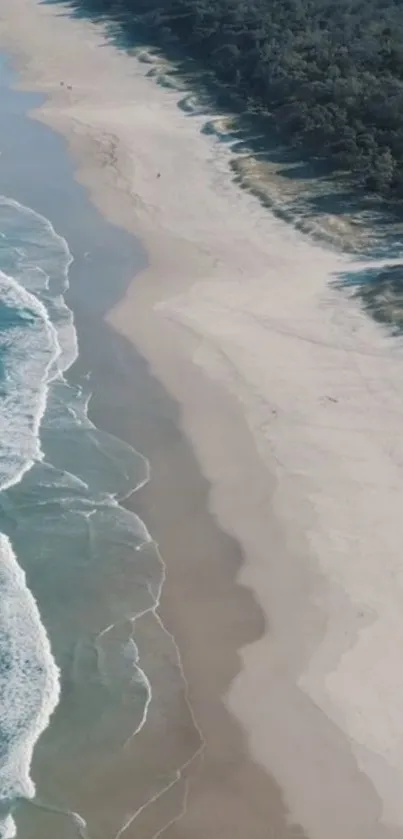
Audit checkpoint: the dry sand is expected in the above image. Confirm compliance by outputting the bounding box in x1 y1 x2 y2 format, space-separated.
1 1 403 837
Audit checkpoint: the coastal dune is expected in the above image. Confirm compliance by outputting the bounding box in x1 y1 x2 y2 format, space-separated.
1 1 403 837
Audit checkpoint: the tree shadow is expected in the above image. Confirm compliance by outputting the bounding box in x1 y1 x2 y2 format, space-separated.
41 0 403 264
333 263 403 333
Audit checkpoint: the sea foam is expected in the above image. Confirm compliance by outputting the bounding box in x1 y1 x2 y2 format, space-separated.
0 534 60 838
0 197 76 835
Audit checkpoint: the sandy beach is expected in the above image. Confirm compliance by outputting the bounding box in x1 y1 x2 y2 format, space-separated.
2 1 403 837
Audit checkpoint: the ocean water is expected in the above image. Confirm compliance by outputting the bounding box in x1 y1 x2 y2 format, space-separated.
0 197 162 838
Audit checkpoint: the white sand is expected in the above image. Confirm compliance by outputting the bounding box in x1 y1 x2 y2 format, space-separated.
1 2 403 837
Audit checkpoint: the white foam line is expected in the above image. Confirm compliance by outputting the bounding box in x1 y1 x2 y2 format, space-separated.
41 461 90 493
123 550 204 752
119 566 205 838
0 198 80 829
113 737 204 839
0 196 77 497
150 776 191 839
0 197 74 285
0 271 61 490
113 772 180 839
0 534 61 834
94 534 205 839
31 797 90 839
1 195 202 838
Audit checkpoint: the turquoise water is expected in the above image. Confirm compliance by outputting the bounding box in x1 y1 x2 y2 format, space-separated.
0 49 203 839
0 50 182 837
0 195 161 838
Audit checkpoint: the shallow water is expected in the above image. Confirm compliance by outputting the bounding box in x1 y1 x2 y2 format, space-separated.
0 192 164 838
0 55 201 839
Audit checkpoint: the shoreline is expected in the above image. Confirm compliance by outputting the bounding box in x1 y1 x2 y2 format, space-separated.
0 39 288 839
0 6 304 839
2 1 403 838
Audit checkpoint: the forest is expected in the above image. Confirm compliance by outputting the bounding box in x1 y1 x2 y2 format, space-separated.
61 0 403 202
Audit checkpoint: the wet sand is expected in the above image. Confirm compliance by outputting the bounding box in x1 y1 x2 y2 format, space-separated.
0 6 305 839
74 302 306 839
2 1 403 838
0 40 297 839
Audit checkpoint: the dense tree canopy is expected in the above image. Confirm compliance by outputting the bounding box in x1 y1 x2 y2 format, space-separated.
64 0 403 201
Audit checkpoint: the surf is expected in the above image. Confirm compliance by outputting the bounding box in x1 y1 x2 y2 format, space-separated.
0 533 60 839
0 197 75 836
0 195 157 839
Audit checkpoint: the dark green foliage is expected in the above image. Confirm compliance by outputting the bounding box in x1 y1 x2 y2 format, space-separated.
51 0 403 202
336 264 403 331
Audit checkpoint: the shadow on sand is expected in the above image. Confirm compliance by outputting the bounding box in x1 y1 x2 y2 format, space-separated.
334 263 403 333
42 0 403 334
